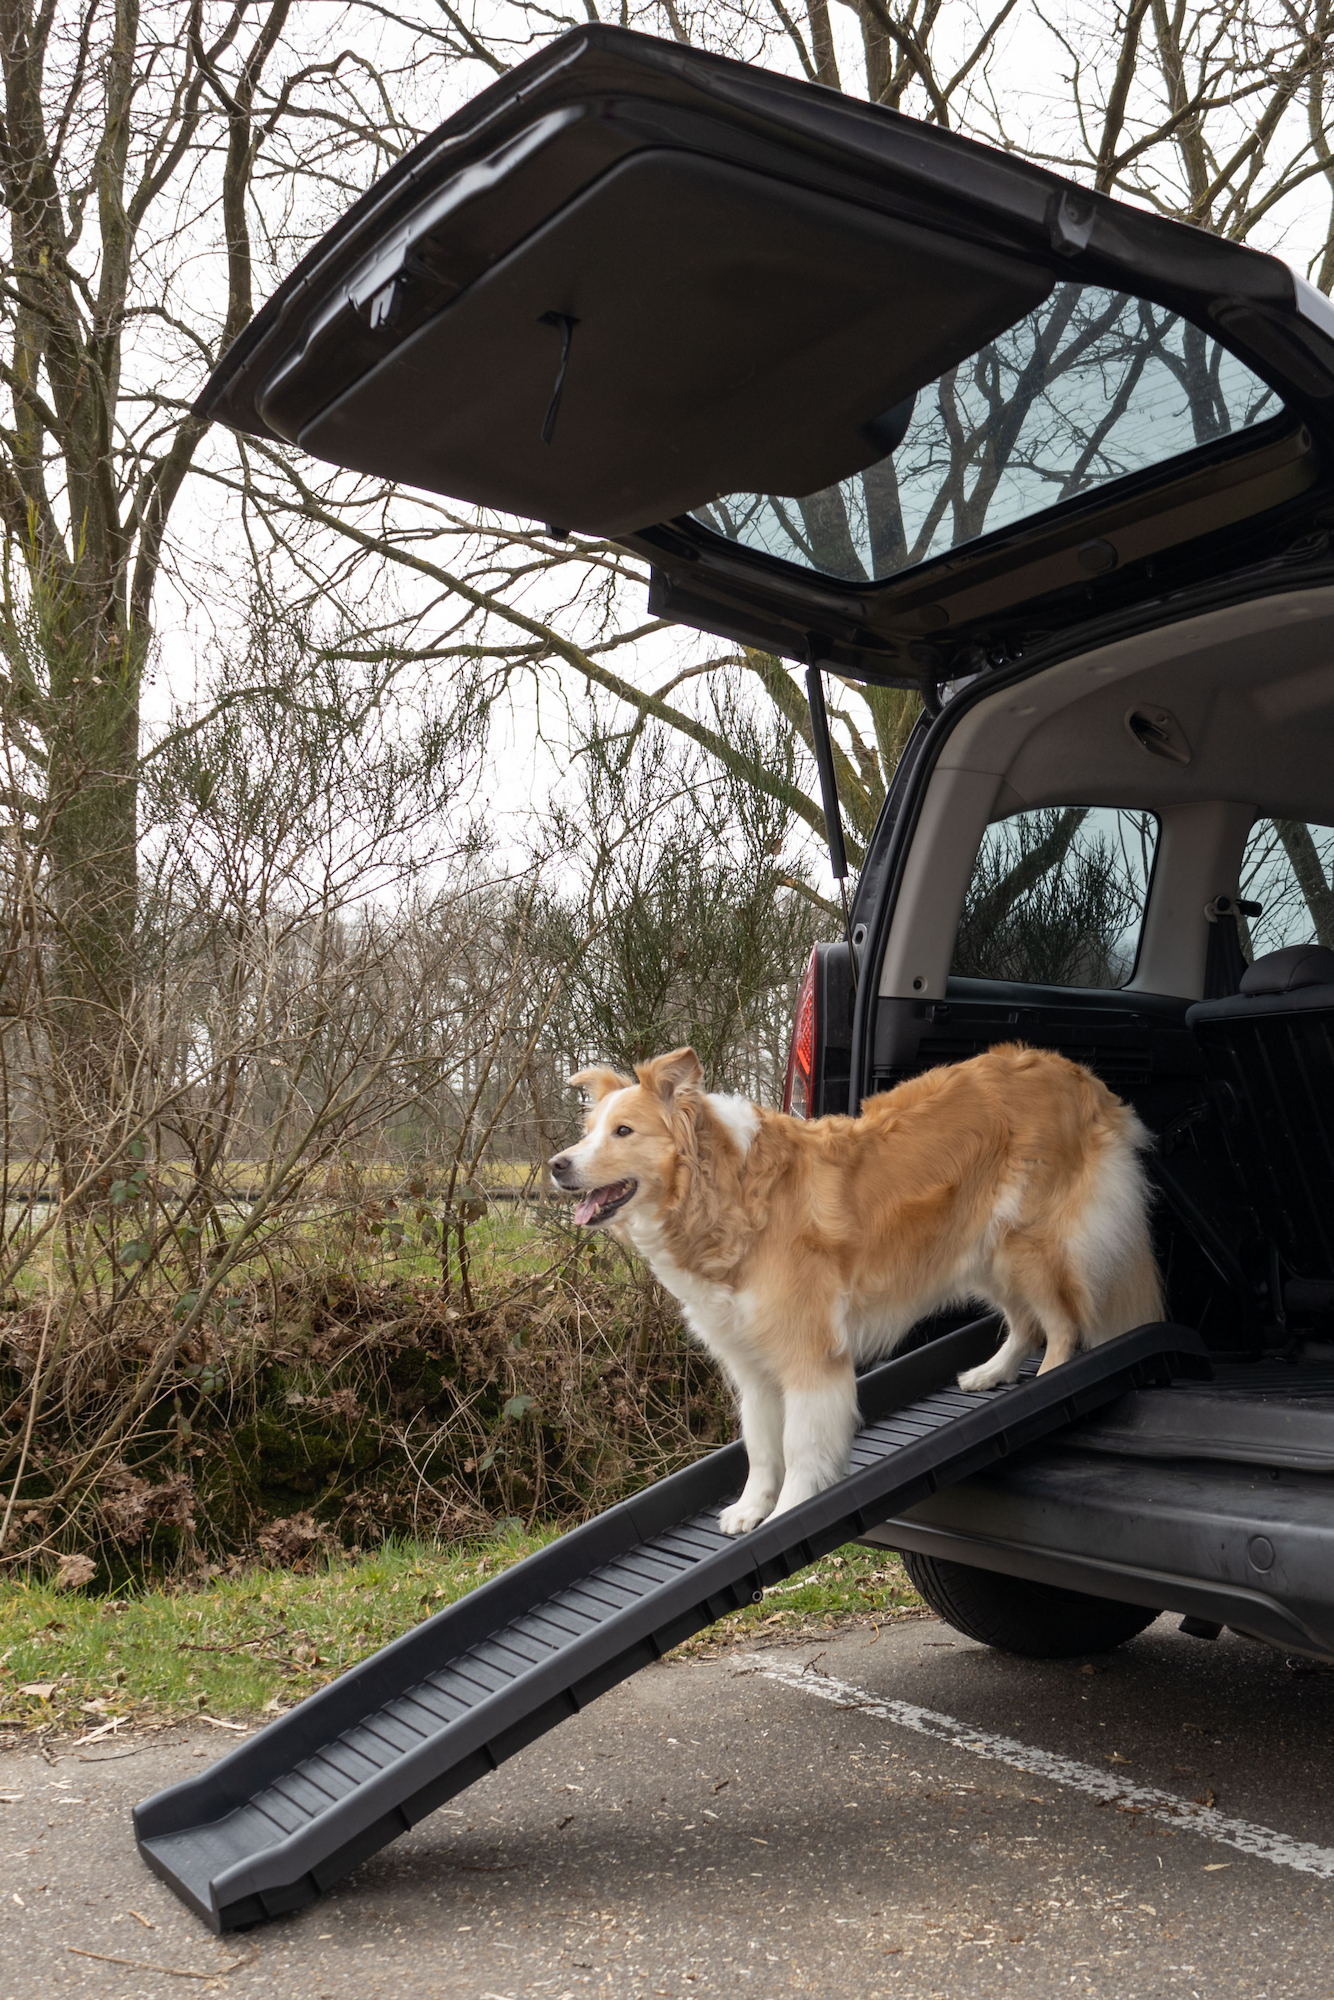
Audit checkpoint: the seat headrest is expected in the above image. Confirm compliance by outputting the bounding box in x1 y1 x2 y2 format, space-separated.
1240 943 1334 995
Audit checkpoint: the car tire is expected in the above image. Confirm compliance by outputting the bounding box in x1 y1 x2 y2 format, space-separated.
900 1551 1160 1657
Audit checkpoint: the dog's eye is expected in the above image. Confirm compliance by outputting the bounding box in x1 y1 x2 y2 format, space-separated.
614 1124 633 1138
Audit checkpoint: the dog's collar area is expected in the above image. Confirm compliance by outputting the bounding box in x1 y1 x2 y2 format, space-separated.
574 1179 638 1227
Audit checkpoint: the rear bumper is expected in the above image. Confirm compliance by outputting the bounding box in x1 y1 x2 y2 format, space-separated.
861 1447 1334 1660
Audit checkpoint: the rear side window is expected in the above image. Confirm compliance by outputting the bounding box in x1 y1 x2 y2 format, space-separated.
1240 819 1334 956
952 806 1159 988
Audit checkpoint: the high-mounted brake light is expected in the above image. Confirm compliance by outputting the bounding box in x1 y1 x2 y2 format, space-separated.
783 947 818 1118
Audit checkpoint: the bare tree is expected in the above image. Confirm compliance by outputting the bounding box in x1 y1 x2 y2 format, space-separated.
205 0 1334 870
0 0 473 1161
5 0 1334 1121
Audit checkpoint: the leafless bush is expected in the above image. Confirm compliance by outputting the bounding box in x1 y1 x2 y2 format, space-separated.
0 624 823 1577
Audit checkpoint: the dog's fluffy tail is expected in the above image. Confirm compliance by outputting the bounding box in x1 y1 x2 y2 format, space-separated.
1073 1106 1164 1343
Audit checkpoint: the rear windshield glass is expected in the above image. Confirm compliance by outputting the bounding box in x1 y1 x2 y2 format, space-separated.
689 283 1280 585
1240 819 1334 956
952 806 1159 988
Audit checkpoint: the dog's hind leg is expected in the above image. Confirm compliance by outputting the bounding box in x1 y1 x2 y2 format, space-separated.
957 1311 1042 1391
719 1363 786 1536
1020 1247 1089 1375
964 1231 1090 1385
1034 1307 1083 1373
768 1359 860 1521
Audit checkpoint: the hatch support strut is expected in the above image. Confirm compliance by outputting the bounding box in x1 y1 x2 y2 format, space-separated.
805 664 858 991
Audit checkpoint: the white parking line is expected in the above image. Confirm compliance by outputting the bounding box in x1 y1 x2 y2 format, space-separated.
749 1654 1334 1879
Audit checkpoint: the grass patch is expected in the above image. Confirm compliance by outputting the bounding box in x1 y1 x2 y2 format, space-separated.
0 1536 921 1733
676 1546 923 1654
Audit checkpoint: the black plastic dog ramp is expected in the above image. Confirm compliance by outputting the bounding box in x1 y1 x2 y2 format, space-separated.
134 1317 1207 1930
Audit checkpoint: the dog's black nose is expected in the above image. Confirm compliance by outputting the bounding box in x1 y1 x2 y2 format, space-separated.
549 1153 572 1184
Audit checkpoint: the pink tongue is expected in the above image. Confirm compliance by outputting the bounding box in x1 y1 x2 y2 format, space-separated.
574 1182 628 1226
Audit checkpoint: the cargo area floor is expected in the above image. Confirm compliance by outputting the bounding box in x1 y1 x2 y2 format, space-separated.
1069 1358 1334 1471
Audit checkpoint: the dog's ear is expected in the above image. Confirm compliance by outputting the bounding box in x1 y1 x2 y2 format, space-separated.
636 1047 704 1102
568 1066 632 1104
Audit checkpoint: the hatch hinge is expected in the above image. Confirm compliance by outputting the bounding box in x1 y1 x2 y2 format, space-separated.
1047 188 1096 258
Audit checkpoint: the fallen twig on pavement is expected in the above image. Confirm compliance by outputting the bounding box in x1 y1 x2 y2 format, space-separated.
65 1944 257 1979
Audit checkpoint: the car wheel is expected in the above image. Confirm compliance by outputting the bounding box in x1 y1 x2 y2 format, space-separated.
900 1551 1160 1657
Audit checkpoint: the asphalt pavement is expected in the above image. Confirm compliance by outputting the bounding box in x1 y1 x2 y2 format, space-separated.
2 1607 1332 1999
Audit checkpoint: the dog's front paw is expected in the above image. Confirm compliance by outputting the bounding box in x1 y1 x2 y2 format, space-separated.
719 1497 775 1536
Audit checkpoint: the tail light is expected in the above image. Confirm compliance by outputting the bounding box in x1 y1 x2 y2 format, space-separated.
783 948 818 1118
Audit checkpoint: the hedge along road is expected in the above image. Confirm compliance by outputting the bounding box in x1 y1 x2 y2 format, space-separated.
1 1610 1331 2000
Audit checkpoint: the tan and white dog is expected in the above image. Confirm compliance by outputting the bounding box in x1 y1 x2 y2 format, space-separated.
550 1044 1163 1535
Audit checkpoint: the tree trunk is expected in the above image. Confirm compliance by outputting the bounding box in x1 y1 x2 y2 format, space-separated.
1275 820 1334 947
43 618 142 1181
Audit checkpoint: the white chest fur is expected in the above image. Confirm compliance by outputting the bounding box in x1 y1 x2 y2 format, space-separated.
621 1207 753 1363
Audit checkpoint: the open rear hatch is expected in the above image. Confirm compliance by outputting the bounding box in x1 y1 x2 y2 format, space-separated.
201 26 1334 684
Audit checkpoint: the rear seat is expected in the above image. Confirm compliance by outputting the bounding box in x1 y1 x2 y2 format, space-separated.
1186 944 1334 1292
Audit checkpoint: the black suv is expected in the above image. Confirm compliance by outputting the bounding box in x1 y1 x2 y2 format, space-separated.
203 27 1334 1665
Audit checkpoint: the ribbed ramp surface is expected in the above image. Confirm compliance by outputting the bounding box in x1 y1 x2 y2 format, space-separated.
135 1318 1207 1931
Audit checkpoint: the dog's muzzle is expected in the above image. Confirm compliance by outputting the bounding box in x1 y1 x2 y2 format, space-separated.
548 1155 638 1227
571 1179 637 1227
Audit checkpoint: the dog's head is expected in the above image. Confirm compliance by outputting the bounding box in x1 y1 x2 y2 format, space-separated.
550 1048 704 1229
